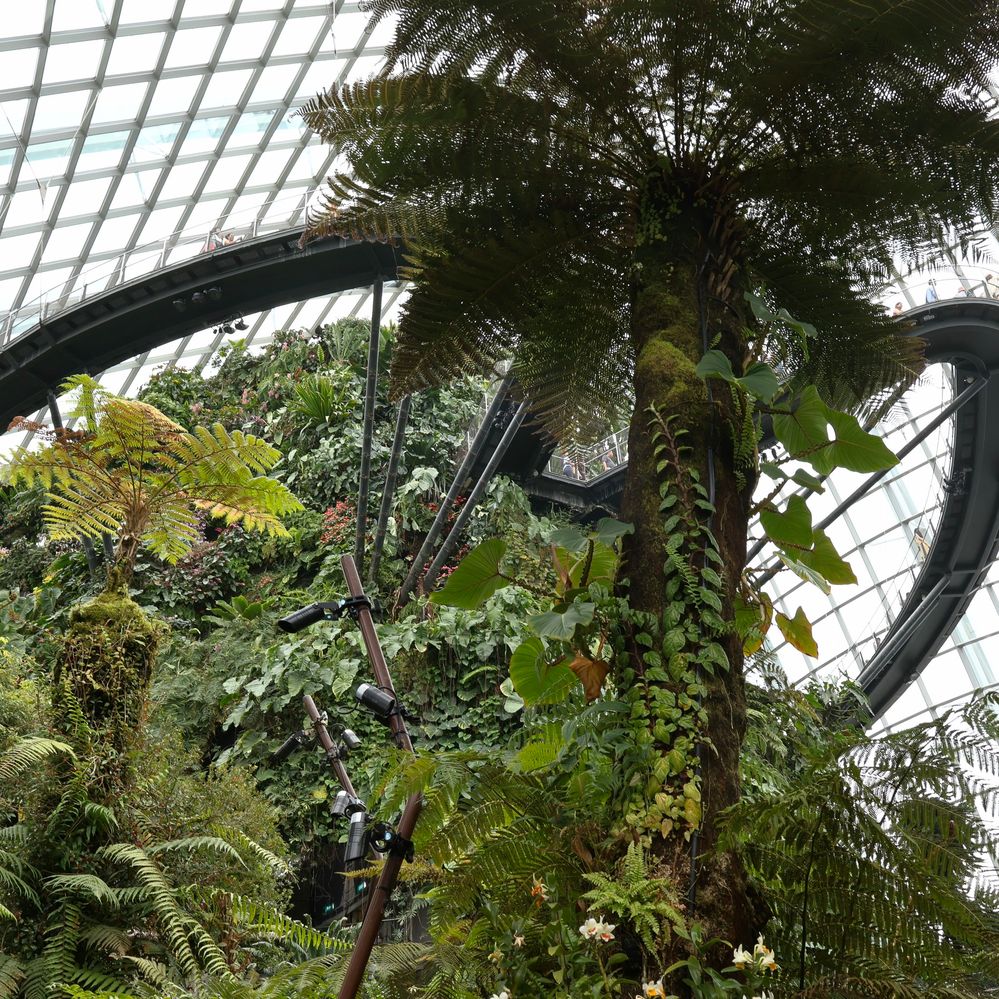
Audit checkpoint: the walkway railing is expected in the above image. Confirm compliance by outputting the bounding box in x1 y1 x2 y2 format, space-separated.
0 187 318 350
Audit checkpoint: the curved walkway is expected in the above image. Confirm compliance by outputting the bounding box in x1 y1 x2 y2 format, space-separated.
0 227 399 426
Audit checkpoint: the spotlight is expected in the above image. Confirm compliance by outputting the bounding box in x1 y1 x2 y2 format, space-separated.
342 728 362 752
355 683 395 718
208 286 223 301
345 809 369 867
222 323 234 335
172 298 186 312
368 821 396 855
234 317 248 331
271 729 309 763
331 789 365 817
278 603 327 633
191 291 206 305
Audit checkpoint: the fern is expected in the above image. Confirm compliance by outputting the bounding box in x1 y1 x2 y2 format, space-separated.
5 378 301 581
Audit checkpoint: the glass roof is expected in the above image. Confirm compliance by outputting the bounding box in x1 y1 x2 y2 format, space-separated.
1 0 998 731
0 0 390 372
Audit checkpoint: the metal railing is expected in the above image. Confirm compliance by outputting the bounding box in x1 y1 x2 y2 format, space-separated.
546 427 629 481
0 187 319 350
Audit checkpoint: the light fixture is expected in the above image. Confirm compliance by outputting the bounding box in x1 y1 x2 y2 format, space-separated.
191 291 205 305
271 729 309 762
331 789 366 818
222 323 233 335
345 810 369 866
277 602 328 633
368 821 396 854
208 286 223 301
171 298 186 312
342 728 362 752
235 317 248 331
355 682 395 718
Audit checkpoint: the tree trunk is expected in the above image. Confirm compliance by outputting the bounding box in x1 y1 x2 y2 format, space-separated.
619 246 760 970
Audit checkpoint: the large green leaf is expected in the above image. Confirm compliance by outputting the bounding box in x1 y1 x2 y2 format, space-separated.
509 637 577 705
797 529 858 586
778 553 831 595
529 598 595 641
812 408 899 474
430 538 509 608
772 386 829 458
593 517 634 547
696 350 779 402
776 606 819 657
759 494 813 549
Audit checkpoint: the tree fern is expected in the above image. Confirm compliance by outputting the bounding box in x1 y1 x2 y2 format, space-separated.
5 375 301 582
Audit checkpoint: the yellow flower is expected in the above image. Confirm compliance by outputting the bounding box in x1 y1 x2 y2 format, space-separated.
642 979 667 998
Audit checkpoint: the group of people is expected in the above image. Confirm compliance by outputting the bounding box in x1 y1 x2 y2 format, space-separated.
560 450 618 480
890 274 999 316
203 230 240 252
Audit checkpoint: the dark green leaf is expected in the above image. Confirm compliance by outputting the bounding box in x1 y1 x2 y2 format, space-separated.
430 538 509 608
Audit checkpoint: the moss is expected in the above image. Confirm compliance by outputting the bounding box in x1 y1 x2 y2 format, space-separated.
55 585 166 755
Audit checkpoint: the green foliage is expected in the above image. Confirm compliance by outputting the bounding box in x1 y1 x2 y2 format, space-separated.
6 376 301 579
727 675 999 997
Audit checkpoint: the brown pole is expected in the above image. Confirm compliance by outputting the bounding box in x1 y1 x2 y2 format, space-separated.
337 556 422 999
303 693 358 799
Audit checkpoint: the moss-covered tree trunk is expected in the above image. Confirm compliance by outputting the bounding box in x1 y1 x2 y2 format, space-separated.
620 230 759 969
54 582 163 796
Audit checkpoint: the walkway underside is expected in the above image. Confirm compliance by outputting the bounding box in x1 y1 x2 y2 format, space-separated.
2 240 997 721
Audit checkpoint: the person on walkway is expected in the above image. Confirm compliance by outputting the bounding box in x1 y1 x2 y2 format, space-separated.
985 274 999 299
892 301 904 316
955 285 968 298
925 278 938 303
223 232 236 246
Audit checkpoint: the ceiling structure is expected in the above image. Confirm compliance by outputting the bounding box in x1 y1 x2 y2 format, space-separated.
1 0 998 738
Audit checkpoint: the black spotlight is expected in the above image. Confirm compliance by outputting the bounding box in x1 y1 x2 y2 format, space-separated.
345 810 369 866
369 821 396 854
278 603 327 633
191 291 206 305
208 286 223 300
331 789 365 817
171 298 186 312
342 728 362 752
271 729 309 763
234 317 248 331
355 683 395 718
222 323 234 335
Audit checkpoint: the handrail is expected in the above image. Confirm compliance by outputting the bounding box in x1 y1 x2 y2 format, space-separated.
0 187 318 350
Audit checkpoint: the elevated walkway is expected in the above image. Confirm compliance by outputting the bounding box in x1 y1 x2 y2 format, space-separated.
0 227 399 427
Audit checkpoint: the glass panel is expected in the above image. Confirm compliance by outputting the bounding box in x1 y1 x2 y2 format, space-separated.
0 232 41 268
228 110 276 149
88 213 141 255
52 1 109 31
32 90 92 133
23 265 71 307
131 121 182 164
0 99 32 138
163 26 222 70
6 6 45 35
272 16 327 57
120 0 183 24
0 276 24 313
107 168 161 211
1 187 48 228
0 47 39 85
202 153 253 195
24 137 72 180
156 160 209 202
199 68 253 111
244 147 291 189
294 57 348 101
249 64 299 106
219 20 274 64
329 12 368 50
43 40 105 85
179 196 230 231
40 221 95 266
58 176 113 219
173 116 227 158
238 0 285 11
146 75 201 119
180 0 233 17
77 129 130 173
136 205 186 244
91 82 149 126
105 32 166 77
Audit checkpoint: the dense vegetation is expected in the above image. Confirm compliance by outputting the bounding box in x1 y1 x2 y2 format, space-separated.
3 2 999 997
